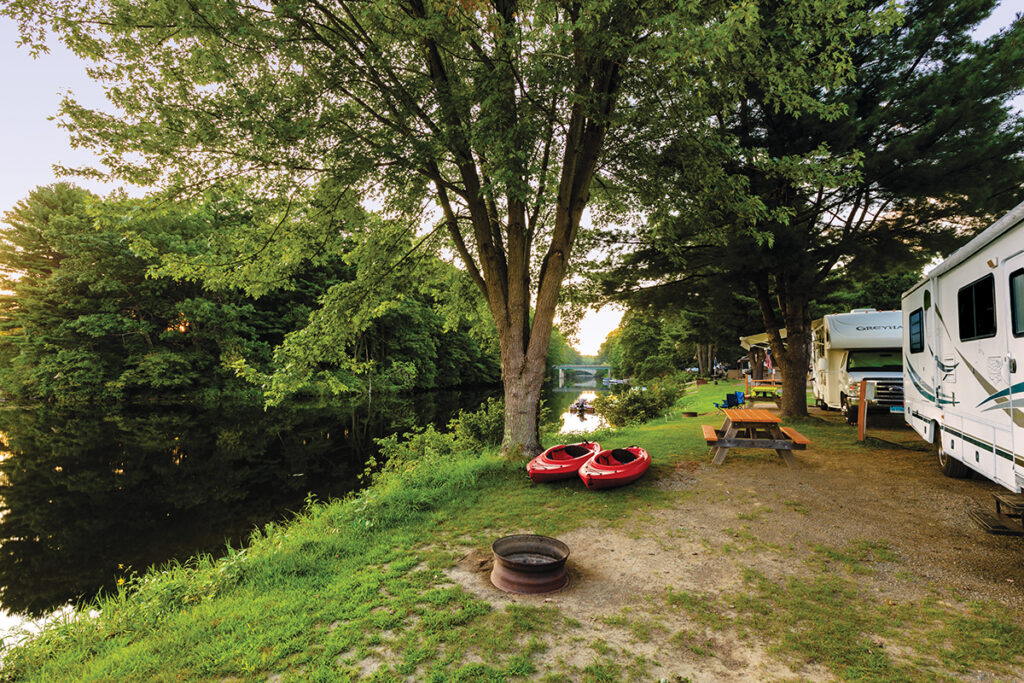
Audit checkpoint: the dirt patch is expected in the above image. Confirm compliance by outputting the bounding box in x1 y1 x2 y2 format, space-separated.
444 408 1024 680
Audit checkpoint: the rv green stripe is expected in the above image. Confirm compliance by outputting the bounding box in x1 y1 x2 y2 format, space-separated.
940 425 1014 461
905 361 935 402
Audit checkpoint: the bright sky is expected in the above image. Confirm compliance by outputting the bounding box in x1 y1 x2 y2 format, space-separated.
0 3 1019 354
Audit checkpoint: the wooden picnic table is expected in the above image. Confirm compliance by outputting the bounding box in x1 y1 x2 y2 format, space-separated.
702 408 809 468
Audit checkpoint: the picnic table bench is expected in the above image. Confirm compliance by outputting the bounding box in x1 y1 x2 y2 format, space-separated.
702 408 809 468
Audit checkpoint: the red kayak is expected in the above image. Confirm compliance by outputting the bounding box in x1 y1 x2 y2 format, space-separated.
527 441 603 482
578 446 650 490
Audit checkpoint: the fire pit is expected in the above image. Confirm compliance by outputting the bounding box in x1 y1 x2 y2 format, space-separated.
490 534 570 594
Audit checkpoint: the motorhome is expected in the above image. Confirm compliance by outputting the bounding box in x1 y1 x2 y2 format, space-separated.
811 309 904 423
901 200 1024 496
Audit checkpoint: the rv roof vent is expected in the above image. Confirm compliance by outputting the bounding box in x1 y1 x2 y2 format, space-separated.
850 308 877 314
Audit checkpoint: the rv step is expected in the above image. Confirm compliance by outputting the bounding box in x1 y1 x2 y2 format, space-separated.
967 508 1024 537
992 491 1024 518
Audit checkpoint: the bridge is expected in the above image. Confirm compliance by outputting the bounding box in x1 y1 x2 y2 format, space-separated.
554 365 611 373
553 364 612 387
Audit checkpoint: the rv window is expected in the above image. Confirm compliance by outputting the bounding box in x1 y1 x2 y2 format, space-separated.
957 274 996 341
847 350 903 372
909 308 924 353
1012 269 1024 338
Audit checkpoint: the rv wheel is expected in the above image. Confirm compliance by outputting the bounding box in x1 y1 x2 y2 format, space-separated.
841 396 857 425
936 434 971 479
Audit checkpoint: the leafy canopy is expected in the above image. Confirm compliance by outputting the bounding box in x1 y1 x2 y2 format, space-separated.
2 0 900 448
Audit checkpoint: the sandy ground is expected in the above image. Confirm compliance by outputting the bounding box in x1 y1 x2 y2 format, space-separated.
446 407 1024 681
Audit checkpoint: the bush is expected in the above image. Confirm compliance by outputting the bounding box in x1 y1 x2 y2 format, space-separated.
593 384 681 427
654 371 695 400
448 396 504 447
363 396 504 485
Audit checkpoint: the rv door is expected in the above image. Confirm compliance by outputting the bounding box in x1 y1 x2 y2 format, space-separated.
1004 252 1024 489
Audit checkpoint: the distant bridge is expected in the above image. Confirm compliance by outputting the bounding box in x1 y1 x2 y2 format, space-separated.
554 364 611 374
554 364 612 387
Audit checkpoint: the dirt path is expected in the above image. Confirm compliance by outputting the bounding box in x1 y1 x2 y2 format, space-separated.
447 408 1024 681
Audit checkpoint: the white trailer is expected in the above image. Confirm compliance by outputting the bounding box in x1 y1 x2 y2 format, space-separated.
811 309 904 424
901 200 1024 502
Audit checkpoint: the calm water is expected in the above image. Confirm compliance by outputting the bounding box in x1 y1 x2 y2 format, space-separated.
0 390 495 619
543 382 611 433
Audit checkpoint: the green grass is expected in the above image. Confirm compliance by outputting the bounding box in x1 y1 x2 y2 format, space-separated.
658 544 1024 683
3 380 1023 682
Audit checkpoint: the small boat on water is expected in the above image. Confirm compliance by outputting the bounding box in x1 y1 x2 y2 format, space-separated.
527 441 603 482
573 398 596 413
578 446 650 490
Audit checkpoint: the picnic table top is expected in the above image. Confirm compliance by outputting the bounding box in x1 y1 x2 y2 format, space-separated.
721 408 782 424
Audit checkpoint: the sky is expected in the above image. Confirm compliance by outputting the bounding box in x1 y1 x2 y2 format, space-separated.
1 2 1021 354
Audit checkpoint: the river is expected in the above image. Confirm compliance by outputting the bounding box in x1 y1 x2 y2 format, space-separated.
0 383 611 636
0 390 496 624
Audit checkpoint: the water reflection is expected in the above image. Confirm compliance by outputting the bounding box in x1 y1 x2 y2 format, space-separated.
559 391 608 433
543 386 610 434
0 390 494 617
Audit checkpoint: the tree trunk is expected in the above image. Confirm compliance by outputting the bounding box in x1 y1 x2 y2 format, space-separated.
776 327 810 416
501 365 544 460
753 275 810 418
694 343 716 377
749 348 765 380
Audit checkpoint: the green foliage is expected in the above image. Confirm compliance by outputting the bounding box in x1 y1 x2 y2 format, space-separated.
814 264 925 316
598 307 737 380
592 384 681 427
448 397 506 448
598 0 1024 411
366 397 505 490
1 0 895 452
546 325 583 377
0 185 271 403
0 185 500 404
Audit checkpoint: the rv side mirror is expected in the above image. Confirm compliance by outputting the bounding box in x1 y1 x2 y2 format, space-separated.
816 358 828 371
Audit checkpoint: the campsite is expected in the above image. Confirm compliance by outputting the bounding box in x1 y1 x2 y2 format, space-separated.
1 0 1024 680
4 382 1024 681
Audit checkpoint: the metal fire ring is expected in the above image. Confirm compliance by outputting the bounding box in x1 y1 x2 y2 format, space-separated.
490 534 570 594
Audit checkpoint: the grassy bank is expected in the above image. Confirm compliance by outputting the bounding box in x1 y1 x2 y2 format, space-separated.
2 382 1023 681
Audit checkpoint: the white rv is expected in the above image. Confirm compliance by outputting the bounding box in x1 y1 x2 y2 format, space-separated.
811 309 904 424
902 201 1024 493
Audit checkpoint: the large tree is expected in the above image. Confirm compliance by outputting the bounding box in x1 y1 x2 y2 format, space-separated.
0 184 499 403
4 0 888 454
601 0 1024 417
0 184 270 402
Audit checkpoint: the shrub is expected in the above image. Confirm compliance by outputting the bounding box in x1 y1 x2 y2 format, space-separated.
593 384 681 427
363 396 504 485
654 372 694 401
448 396 505 447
